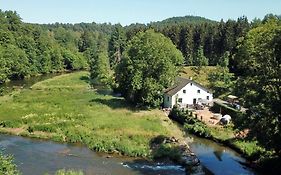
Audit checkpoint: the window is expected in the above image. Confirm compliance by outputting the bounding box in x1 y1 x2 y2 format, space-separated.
178 98 183 103
207 96 209 100
190 83 193 86
167 96 170 101
183 90 186 94
197 90 201 94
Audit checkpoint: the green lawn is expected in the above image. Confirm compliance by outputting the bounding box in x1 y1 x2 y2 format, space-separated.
0 71 177 157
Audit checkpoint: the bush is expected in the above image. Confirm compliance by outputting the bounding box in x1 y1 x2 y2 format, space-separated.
184 122 211 137
168 106 190 124
0 153 20 175
169 106 211 137
152 143 182 163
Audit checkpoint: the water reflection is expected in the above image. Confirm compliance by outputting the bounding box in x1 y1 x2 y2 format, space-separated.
187 135 257 175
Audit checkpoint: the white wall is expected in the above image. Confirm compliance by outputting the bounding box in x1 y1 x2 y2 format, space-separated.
164 82 213 108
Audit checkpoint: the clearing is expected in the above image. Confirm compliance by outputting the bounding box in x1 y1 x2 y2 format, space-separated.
0 71 182 157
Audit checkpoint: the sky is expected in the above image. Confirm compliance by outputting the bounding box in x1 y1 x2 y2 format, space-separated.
1 0 281 25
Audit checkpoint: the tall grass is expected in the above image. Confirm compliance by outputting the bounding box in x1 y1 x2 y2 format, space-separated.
0 71 174 157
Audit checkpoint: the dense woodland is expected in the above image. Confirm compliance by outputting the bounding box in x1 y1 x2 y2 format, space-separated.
0 10 281 160
0 11 256 83
0 10 277 83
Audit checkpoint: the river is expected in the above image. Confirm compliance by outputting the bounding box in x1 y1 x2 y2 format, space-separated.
0 72 64 95
0 73 258 175
186 135 257 175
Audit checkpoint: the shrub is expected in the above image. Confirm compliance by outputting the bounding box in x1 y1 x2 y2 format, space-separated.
168 106 189 124
184 122 211 137
152 143 182 163
0 153 20 175
169 106 211 137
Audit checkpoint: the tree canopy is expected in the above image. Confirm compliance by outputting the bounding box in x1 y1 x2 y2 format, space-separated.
116 30 183 107
235 18 281 153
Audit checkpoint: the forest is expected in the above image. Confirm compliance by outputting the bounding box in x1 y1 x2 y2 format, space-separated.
0 10 281 167
0 10 269 84
0 10 278 83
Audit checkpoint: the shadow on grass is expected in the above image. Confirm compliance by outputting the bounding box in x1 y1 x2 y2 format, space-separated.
89 98 139 112
80 75 90 84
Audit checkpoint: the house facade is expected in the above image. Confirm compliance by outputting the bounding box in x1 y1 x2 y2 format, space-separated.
164 77 213 108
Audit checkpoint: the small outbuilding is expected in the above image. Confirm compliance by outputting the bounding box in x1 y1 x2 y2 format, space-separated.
163 77 213 108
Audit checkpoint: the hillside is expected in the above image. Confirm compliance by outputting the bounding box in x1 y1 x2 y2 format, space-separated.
180 66 220 88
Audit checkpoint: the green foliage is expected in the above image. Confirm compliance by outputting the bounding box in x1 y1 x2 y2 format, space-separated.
169 107 189 124
108 24 126 68
169 106 270 161
0 10 88 84
89 34 112 86
232 139 267 159
180 66 223 88
152 143 182 162
235 18 281 153
0 153 20 175
116 30 184 107
169 106 211 137
184 122 211 137
218 51 230 67
193 45 208 67
208 66 235 97
0 72 175 158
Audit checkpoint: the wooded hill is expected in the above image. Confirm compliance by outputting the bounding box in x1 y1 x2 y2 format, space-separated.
1 10 278 84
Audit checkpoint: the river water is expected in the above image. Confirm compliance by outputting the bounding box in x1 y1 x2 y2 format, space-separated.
0 134 186 175
186 135 257 175
0 73 258 175
0 73 64 95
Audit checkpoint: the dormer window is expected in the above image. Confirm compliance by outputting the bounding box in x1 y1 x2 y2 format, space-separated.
183 90 186 94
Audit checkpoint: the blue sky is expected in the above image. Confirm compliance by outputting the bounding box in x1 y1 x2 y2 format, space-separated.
1 0 281 25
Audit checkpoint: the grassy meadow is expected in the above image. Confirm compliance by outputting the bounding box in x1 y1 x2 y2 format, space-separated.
0 71 180 157
180 66 219 87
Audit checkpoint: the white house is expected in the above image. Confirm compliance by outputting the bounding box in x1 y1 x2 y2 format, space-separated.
163 77 213 108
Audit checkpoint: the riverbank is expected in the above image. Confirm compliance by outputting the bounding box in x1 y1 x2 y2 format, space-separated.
0 134 190 175
169 106 275 172
0 71 189 160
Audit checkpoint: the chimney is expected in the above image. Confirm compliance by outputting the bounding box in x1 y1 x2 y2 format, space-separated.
189 77 193 80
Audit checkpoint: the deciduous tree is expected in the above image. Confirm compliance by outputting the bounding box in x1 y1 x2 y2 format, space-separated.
116 30 183 107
